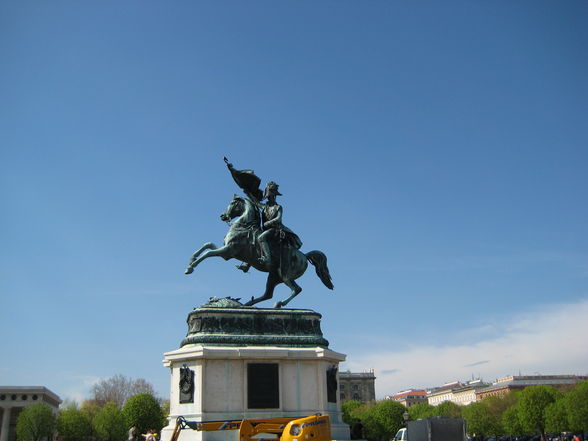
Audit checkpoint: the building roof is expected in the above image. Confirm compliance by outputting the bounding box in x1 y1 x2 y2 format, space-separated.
428 382 463 396
477 375 588 394
393 389 427 399
0 386 62 407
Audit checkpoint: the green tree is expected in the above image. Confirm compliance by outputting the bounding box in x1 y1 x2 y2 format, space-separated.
80 400 102 422
94 402 126 441
501 404 524 437
566 380 588 433
518 385 561 440
544 398 569 434
408 403 435 421
122 394 165 435
341 400 363 426
359 400 405 441
16 403 57 441
434 401 462 418
484 392 519 423
57 408 93 441
160 400 170 420
462 402 502 439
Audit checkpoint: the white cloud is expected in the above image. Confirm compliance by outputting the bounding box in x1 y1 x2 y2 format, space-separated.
59 375 101 404
344 297 588 398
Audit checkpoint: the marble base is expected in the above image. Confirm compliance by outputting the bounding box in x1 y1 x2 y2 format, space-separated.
160 305 350 441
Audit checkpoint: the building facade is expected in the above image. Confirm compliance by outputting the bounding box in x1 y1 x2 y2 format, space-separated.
339 370 376 403
427 381 462 406
0 387 61 441
451 380 488 406
476 375 588 400
386 389 428 407
427 380 489 407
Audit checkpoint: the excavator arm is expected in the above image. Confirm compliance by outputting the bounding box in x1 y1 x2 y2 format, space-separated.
169 414 331 441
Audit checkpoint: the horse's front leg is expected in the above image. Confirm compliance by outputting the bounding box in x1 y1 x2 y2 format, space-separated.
185 244 232 274
186 242 217 273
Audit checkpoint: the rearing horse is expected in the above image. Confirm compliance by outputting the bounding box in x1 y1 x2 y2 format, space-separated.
185 196 333 308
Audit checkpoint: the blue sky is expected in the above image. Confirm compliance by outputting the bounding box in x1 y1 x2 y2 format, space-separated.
1 1 587 401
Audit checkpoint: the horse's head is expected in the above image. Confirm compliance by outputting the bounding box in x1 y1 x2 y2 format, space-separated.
220 195 245 222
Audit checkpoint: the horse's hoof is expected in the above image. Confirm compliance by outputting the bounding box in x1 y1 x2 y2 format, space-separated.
274 302 283 309
185 267 193 275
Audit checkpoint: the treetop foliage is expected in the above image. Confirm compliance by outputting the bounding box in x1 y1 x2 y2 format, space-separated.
91 374 157 408
566 380 588 432
93 402 127 441
15 403 56 441
15 375 164 441
434 400 462 418
517 385 561 436
122 393 165 435
57 408 93 441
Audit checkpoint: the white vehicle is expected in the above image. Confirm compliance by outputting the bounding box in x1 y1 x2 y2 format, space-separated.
393 427 408 440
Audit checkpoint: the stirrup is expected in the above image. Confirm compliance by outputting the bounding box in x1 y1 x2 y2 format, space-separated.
236 263 250 273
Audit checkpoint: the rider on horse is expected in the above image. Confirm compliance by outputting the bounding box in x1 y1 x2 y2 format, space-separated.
257 181 302 266
184 158 333 308
224 158 302 270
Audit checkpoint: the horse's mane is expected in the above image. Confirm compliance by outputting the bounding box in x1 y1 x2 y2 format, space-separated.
233 197 262 232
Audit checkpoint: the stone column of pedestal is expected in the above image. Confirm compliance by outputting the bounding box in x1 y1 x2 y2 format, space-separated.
0 407 11 441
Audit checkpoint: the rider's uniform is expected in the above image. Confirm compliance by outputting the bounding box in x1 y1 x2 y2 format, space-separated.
260 203 302 251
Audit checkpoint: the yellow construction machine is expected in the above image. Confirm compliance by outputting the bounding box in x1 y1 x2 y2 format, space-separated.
170 413 331 441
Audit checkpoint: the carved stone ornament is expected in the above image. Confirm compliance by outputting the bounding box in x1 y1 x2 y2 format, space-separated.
327 365 338 403
179 364 195 403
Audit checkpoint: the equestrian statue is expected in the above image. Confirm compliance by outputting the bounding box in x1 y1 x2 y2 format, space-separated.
184 157 333 308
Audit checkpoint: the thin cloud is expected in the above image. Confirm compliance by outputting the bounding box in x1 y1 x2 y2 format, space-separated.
345 298 588 397
381 369 401 375
464 360 491 367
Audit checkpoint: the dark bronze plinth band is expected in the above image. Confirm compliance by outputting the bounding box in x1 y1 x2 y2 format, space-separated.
181 307 329 348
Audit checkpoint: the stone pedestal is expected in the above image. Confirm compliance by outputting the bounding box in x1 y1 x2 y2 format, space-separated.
161 302 350 441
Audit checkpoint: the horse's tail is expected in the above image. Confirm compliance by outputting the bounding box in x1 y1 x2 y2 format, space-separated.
306 250 334 290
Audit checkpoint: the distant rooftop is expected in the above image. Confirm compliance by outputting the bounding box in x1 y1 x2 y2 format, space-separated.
392 389 427 399
340 370 376 379
0 386 62 407
479 375 588 393
495 375 587 384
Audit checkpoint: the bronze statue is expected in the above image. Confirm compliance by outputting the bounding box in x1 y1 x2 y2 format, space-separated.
184 158 333 308
257 181 302 266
